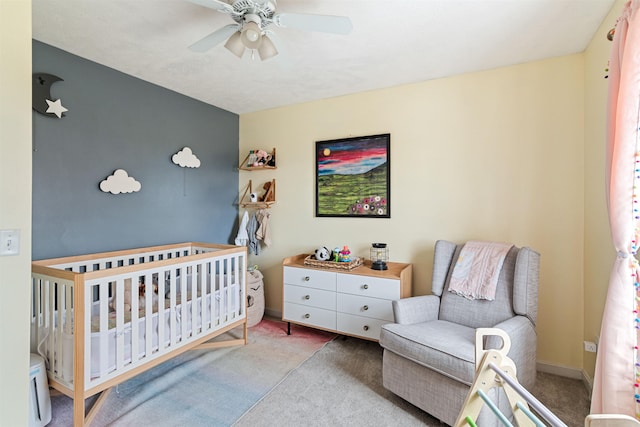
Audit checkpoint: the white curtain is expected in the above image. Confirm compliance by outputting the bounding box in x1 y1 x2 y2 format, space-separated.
592 0 640 417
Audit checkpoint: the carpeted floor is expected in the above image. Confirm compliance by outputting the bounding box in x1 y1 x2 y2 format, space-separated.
48 320 591 426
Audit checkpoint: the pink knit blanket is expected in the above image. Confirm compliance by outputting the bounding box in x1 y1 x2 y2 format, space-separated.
448 241 513 300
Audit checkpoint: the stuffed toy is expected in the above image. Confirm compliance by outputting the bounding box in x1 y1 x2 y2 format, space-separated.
110 278 134 312
253 149 272 167
138 280 159 310
110 277 159 312
314 246 331 261
259 181 275 202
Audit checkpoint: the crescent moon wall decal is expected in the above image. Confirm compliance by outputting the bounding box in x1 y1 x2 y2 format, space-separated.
33 73 67 117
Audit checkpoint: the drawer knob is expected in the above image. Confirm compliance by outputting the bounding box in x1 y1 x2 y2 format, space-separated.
304 313 310 319
304 295 310 300
362 284 369 290
304 276 310 281
363 325 369 331
362 305 369 311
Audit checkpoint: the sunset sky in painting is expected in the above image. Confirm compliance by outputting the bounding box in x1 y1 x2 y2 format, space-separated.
317 136 388 176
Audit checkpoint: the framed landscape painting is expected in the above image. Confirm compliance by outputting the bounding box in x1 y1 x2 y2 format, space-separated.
315 133 390 218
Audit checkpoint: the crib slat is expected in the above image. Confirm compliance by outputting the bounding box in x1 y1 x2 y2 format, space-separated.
169 271 177 347
180 267 188 342
55 283 64 379
50 281 58 375
63 284 74 382
194 262 201 335
200 262 208 331
86 283 96 387
234 253 242 317
115 278 125 372
155 271 165 354
99 281 109 378
130 275 140 364
189 263 196 337
213 259 220 326
42 279 51 372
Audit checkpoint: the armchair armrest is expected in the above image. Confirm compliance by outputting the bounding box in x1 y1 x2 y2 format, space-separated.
392 295 440 325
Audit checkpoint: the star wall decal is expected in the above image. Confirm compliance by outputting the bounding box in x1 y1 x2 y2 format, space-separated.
45 99 68 119
32 73 68 118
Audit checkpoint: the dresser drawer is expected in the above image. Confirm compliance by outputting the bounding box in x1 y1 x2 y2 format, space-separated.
283 267 336 291
284 284 336 310
337 273 400 300
337 313 390 341
284 303 336 330
336 293 394 321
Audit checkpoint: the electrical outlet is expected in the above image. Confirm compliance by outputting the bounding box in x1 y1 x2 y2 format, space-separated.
584 341 597 353
0 229 20 256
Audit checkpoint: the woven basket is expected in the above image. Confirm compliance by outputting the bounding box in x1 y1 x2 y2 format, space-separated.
303 255 363 271
246 270 264 327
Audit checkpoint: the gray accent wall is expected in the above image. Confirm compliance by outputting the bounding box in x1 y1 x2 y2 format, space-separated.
32 41 239 260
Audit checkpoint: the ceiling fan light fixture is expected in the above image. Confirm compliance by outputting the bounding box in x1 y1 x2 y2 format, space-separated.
224 31 245 57
241 21 263 49
258 35 278 60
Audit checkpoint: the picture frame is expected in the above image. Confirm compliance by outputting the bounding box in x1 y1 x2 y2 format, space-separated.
315 133 390 218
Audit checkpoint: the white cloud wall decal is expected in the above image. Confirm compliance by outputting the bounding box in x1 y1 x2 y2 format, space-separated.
100 169 142 194
172 147 201 168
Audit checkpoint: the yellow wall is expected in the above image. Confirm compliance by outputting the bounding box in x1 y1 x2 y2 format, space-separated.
240 55 586 368
583 0 626 382
0 0 32 424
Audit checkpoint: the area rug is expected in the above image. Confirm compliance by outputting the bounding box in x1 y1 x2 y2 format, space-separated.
234 336 591 427
48 319 335 427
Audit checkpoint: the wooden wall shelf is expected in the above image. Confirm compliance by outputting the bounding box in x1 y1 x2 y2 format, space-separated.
239 148 277 171
239 179 276 209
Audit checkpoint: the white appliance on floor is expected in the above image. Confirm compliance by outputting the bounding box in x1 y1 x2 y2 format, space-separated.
29 353 51 427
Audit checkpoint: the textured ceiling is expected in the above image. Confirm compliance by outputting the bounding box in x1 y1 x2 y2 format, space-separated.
32 0 615 115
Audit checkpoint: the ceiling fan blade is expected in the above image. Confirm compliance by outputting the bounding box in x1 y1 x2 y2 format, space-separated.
189 24 240 52
185 0 233 13
274 13 353 35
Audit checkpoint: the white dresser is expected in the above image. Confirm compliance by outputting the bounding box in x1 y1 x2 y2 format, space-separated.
282 254 412 341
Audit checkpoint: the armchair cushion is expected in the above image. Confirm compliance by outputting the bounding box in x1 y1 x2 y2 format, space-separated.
381 320 477 385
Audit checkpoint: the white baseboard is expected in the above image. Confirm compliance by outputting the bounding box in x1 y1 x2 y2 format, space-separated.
537 360 593 392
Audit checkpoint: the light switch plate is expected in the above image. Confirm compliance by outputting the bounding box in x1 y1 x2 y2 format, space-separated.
0 229 20 256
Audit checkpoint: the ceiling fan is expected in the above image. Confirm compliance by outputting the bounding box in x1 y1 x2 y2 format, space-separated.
187 0 353 60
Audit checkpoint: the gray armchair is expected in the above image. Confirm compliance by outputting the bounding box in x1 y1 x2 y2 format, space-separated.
379 240 539 426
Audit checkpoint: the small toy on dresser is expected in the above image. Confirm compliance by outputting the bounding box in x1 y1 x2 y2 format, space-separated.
305 246 362 270
338 246 351 262
314 246 352 262
314 246 331 261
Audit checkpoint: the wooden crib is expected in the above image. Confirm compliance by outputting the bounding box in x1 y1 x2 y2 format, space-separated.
30 242 248 427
